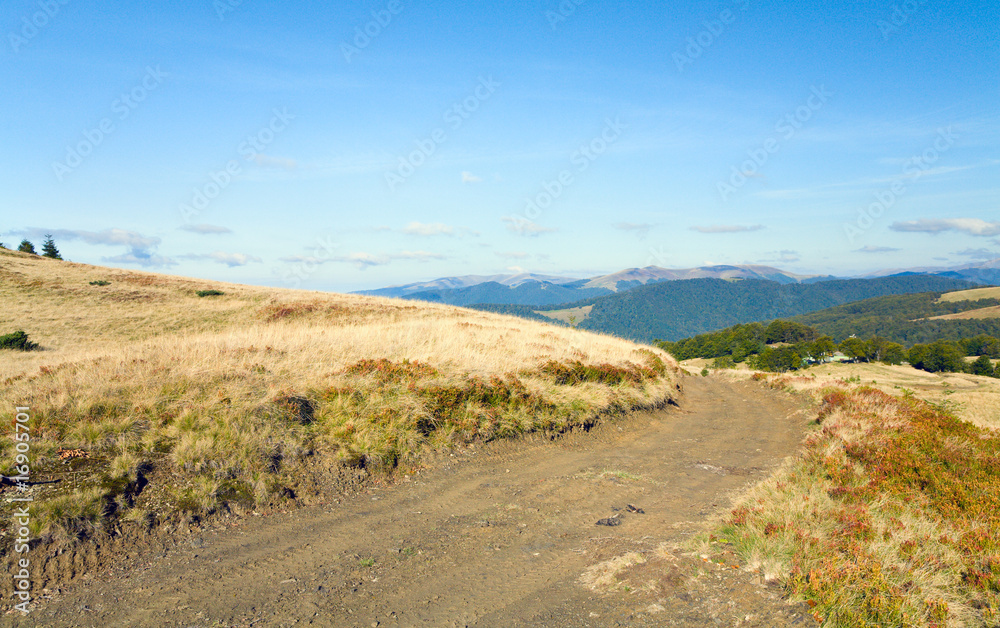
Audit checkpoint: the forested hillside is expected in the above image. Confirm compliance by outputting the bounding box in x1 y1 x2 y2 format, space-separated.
789 292 1000 343
571 275 976 342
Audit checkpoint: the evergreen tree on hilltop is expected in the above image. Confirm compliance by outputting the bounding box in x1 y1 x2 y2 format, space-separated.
41 234 63 260
18 239 36 255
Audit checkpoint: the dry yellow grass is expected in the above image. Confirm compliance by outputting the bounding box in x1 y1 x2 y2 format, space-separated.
0 248 677 539
701 360 1000 431
928 305 1000 320
937 286 1000 303
537 305 593 325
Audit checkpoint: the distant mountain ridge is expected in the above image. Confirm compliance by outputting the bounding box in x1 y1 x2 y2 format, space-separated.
358 272 579 299
576 264 830 290
867 258 1000 286
356 259 998 309
355 264 833 305
472 275 980 342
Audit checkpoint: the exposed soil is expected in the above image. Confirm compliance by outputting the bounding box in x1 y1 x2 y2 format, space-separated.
4 375 817 627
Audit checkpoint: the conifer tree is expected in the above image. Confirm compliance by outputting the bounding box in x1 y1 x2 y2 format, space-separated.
41 234 62 259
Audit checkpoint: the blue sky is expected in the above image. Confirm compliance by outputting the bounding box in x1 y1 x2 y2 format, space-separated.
3 0 998 291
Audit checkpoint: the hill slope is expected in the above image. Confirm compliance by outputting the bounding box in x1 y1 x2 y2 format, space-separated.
0 248 676 590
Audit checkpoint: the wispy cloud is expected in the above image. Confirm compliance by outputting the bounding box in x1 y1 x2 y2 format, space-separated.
280 249 445 270
501 217 556 236
855 245 900 253
25 227 159 250
178 224 233 235
613 222 654 238
20 227 176 267
402 222 455 236
252 154 297 169
758 249 801 263
890 218 1000 237
336 252 390 269
691 224 765 234
755 163 983 201
954 247 998 260
180 251 262 266
396 250 445 261
495 251 529 260
392 221 480 237
461 171 483 183
102 252 177 267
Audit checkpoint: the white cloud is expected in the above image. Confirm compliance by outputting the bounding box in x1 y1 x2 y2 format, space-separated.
890 218 1000 237
102 252 177 267
181 251 263 267
337 252 390 269
24 228 176 267
854 245 900 253
281 249 446 270
495 251 529 260
758 249 801 263
396 250 445 261
278 255 333 264
613 222 654 239
178 224 233 235
401 222 455 236
379 222 479 237
954 247 998 260
33 228 160 250
690 224 765 234
501 216 556 236
461 171 483 183
252 154 297 169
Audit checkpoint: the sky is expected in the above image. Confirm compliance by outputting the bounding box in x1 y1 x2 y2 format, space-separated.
3 0 998 292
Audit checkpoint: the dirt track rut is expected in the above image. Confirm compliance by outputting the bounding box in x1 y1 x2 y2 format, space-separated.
10 375 816 627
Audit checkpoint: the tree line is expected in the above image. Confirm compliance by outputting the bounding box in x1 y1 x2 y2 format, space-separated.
2 234 63 259
659 320 1000 377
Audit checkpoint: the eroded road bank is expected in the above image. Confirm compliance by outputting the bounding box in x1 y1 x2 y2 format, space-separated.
12 375 816 627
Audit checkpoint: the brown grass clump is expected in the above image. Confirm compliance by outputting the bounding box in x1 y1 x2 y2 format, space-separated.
0 248 677 545
722 386 1000 627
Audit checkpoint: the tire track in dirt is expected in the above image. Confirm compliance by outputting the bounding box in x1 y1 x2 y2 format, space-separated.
11 375 815 627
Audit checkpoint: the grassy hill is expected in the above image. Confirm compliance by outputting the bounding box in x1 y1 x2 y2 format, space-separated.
0 248 677 550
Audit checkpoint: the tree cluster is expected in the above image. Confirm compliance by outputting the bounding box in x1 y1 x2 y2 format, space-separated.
662 320 1000 377
907 337 1000 377
15 234 62 259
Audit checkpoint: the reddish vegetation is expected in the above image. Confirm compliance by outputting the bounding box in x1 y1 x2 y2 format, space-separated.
343 358 440 383
727 387 1000 626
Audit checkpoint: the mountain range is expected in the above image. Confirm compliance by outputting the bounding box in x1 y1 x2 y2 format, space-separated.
356 260 999 307
472 275 980 342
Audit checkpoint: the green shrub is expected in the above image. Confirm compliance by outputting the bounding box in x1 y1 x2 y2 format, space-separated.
711 355 736 369
89 280 111 286
196 289 225 297
0 330 39 351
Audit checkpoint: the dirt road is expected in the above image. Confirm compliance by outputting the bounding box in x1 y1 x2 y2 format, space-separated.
11 375 815 627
